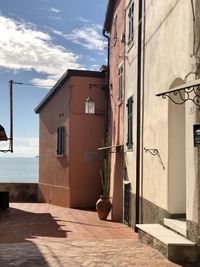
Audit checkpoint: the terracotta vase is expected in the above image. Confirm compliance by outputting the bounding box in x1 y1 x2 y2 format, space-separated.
96 195 112 220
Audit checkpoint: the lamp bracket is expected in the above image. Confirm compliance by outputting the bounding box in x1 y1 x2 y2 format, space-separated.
144 148 165 170
156 83 200 109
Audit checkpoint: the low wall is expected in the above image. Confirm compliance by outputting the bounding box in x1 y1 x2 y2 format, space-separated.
0 183 38 202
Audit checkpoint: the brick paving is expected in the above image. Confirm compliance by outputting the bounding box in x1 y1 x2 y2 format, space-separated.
0 203 199 267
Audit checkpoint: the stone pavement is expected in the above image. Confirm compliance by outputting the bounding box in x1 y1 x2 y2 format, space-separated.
0 203 199 267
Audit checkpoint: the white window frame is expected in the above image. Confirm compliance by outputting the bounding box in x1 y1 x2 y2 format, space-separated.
118 64 123 102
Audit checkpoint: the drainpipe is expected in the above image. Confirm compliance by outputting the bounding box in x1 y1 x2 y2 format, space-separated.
135 0 143 231
103 29 110 135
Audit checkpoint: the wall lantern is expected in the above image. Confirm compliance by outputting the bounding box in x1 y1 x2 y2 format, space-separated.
0 125 8 141
85 96 95 114
194 124 200 147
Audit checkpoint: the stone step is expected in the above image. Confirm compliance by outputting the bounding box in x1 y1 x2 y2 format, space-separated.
164 218 186 237
136 224 198 263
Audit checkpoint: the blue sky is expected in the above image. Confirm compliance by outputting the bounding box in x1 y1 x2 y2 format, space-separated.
0 0 108 157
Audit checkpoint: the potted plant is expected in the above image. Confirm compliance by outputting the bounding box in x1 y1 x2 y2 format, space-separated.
96 155 112 220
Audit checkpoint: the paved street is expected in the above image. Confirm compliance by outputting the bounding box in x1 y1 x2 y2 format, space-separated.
0 203 199 267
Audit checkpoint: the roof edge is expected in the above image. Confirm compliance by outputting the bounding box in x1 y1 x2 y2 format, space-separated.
103 0 116 33
34 69 105 114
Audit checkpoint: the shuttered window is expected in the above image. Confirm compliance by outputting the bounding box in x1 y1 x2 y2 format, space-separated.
128 1 134 45
118 65 123 101
126 96 133 149
57 126 65 156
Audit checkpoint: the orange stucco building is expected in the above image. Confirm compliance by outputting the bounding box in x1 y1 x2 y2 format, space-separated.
35 69 106 208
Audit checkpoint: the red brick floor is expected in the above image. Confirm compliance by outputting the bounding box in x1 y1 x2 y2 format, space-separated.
0 203 198 266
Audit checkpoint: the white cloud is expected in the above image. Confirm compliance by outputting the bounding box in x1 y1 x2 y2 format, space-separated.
0 138 39 157
50 7 61 13
51 25 105 51
90 64 100 71
49 16 62 22
77 16 90 23
0 16 82 86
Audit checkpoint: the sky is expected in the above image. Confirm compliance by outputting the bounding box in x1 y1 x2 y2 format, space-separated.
0 0 108 157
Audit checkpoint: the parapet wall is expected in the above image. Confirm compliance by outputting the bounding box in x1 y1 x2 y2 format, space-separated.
0 183 38 202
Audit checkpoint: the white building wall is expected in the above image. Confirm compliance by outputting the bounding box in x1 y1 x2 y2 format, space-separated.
124 0 139 194
143 0 197 220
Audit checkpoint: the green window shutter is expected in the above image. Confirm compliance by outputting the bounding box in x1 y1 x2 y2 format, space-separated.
57 126 65 156
127 96 133 149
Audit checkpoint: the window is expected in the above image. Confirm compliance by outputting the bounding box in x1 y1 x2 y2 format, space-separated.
57 126 65 156
118 64 123 101
126 96 133 149
128 1 134 45
113 14 118 45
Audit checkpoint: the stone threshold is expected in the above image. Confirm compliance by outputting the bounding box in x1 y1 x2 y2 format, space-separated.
136 224 198 263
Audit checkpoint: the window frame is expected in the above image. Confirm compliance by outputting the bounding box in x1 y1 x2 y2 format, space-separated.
113 14 118 45
127 1 134 46
118 64 123 102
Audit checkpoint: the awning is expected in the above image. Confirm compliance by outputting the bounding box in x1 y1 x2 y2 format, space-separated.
97 144 123 153
156 78 200 108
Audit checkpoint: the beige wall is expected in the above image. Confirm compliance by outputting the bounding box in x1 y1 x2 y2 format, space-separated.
123 0 198 223
124 0 139 194
142 0 197 220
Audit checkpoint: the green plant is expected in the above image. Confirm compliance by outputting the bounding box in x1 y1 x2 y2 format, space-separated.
100 134 111 196
100 156 110 196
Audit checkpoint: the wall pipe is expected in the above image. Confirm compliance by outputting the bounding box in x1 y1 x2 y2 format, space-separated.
135 0 143 231
103 30 110 136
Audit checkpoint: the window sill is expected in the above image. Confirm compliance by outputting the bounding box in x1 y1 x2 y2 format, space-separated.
126 148 133 152
117 99 124 106
56 154 65 158
126 145 133 151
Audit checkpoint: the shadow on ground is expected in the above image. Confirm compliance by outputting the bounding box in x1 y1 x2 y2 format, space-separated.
0 207 69 243
0 207 71 266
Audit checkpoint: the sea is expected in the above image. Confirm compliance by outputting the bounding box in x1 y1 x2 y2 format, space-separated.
0 157 38 183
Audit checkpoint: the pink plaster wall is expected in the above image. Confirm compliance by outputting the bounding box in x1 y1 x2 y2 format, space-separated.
108 0 125 221
38 79 70 206
38 73 105 208
69 76 105 207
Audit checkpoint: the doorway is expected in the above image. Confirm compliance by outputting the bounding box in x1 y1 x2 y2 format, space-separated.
168 100 186 215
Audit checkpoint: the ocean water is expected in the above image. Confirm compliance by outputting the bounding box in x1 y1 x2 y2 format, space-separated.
0 157 38 183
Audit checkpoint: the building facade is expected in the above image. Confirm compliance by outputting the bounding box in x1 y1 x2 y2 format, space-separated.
35 69 106 208
104 0 200 245
103 0 126 222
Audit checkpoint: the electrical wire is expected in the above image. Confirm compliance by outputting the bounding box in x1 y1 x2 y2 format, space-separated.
13 81 53 88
